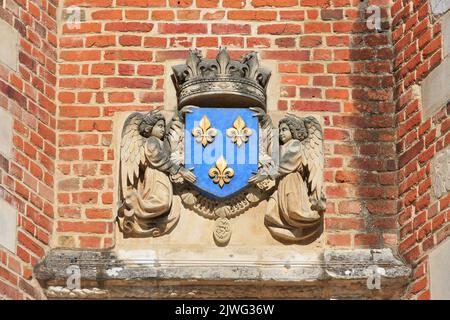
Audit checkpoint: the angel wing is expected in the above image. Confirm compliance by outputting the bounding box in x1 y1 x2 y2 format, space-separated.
166 115 184 166
297 116 325 210
119 112 147 200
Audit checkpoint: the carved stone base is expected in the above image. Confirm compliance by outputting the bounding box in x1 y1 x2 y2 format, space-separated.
34 248 411 299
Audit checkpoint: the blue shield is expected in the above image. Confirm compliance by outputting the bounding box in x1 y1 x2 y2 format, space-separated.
184 108 259 199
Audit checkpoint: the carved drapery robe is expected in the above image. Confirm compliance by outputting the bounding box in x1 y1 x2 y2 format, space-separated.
265 139 321 242
120 137 181 237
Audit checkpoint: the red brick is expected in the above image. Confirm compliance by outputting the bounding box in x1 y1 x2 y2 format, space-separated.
252 0 298 6
280 10 305 21
116 0 165 6
223 0 245 7
60 78 101 89
137 64 164 76
57 221 107 234
275 38 296 48
324 128 349 140
118 64 135 75
82 149 104 161
102 192 114 205
79 236 102 248
327 62 351 73
92 63 115 75
125 10 149 20
59 64 80 75
168 0 192 6
108 92 135 103
399 140 424 168
196 37 219 47
65 0 112 6
119 35 142 46
321 9 343 20
159 23 207 34
411 277 428 294
105 78 152 88
326 234 351 247
278 63 298 73
335 171 359 184
292 100 340 112
17 231 44 257
338 201 362 214
79 120 112 132
326 89 348 100
366 200 397 215
62 22 101 34
91 9 122 20
258 24 301 35
228 10 277 21
177 10 201 20
73 164 97 176
203 11 225 20
85 208 112 219
60 106 100 117
212 24 251 35
104 50 152 61
304 22 331 33
262 50 310 61
0 266 18 285
105 22 153 32
140 92 164 103
301 63 324 73
197 0 219 7
152 10 175 20
300 0 329 6
144 37 167 48
325 218 364 230
299 88 321 98
354 233 380 247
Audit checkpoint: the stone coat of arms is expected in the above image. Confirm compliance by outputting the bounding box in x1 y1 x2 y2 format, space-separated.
117 47 326 245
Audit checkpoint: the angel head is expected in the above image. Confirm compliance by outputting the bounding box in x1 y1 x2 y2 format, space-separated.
278 116 307 144
139 111 166 140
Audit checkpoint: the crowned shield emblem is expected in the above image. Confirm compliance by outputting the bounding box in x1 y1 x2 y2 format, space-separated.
118 47 326 245
184 107 259 198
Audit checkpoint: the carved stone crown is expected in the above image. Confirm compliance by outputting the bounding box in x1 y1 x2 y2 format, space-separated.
171 47 271 110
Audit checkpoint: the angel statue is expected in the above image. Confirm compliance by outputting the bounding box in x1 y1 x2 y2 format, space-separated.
118 109 196 238
249 113 326 243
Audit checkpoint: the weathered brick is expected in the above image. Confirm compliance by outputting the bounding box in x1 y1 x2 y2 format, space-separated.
212 24 251 35
159 23 207 34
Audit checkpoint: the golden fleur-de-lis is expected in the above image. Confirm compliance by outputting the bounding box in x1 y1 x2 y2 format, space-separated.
192 115 218 147
208 156 234 188
226 115 253 147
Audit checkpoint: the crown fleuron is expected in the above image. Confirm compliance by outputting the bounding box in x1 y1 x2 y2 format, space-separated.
171 47 271 110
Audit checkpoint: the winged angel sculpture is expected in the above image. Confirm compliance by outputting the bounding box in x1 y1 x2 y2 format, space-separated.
117 108 195 238
250 112 326 243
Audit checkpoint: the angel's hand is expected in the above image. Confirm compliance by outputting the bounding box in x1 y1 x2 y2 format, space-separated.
248 171 266 184
179 105 199 120
179 166 197 183
250 107 266 120
124 190 139 208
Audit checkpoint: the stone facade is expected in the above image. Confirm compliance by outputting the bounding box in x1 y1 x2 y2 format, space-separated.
0 0 448 300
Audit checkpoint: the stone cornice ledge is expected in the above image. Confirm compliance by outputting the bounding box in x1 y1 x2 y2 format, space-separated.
34 248 411 299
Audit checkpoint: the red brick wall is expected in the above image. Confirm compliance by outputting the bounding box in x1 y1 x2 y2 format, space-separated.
3 0 447 300
0 0 57 299
392 0 449 300
56 0 398 251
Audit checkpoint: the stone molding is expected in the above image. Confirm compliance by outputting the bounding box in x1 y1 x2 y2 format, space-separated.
34 248 411 299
